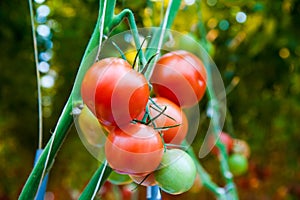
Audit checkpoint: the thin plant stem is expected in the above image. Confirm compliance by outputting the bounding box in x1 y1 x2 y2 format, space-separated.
28 0 43 150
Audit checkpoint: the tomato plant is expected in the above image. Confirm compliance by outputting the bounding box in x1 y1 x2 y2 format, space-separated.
154 149 196 195
105 123 164 175
148 97 188 145
150 50 207 108
81 57 149 128
228 153 248 176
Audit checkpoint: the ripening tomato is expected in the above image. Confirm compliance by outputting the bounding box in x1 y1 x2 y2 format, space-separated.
150 50 207 108
154 149 196 195
211 132 234 155
232 139 251 158
105 123 164 175
81 58 149 128
148 97 188 145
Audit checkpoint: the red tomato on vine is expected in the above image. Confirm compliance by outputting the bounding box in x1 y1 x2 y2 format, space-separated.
105 123 164 175
150 50 207 108
81 57 149 128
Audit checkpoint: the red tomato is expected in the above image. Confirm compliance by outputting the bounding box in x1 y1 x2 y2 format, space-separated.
211 132 234 155
150 50 207 108
148 97 188 145
105 123 164 175
81 58 149 128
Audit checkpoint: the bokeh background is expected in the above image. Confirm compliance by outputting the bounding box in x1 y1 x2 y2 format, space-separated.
1 0 300 199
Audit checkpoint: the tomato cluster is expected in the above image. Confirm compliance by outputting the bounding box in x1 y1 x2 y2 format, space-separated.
210 132 250 176
80 50 207 195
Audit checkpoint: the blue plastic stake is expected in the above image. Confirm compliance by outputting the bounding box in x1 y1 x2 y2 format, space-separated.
34 149 49 200
147 185 161 200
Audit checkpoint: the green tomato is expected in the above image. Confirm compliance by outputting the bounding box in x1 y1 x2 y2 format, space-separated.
77 105 107 147
228 153 248 176
77 105 107 161
108 170 133 185
154 149 196 195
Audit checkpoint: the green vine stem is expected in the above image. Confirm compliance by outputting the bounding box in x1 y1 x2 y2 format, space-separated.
109 9 147 66
19 99 73 199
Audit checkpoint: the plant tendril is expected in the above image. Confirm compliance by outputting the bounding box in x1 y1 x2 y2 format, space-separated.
132 35 151 70
111 41 126 60
140 53 159 75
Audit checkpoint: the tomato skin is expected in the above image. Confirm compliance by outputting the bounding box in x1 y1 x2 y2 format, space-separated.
81 58 149 128
150 50 207 108
154 149 196 195
105 123 164 175
149 97 188 145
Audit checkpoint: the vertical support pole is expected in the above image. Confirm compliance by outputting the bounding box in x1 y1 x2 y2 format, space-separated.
34 149 49 200
147 186 161 200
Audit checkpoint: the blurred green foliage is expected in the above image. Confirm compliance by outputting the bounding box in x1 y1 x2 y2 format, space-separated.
0 0 300 199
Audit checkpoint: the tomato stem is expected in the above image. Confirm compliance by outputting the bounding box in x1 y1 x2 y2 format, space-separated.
145 105 167 125
110 9 147 66
133 35 151 70
111 41 127 60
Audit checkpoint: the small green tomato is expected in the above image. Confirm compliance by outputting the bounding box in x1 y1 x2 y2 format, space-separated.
228 153 248 176
154 149 197 195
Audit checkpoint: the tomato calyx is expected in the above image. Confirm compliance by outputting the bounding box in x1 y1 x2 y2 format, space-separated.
132 35 151 70
130 173 157 188
139 53 159 74
131 98 183 140
111 40 127 60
